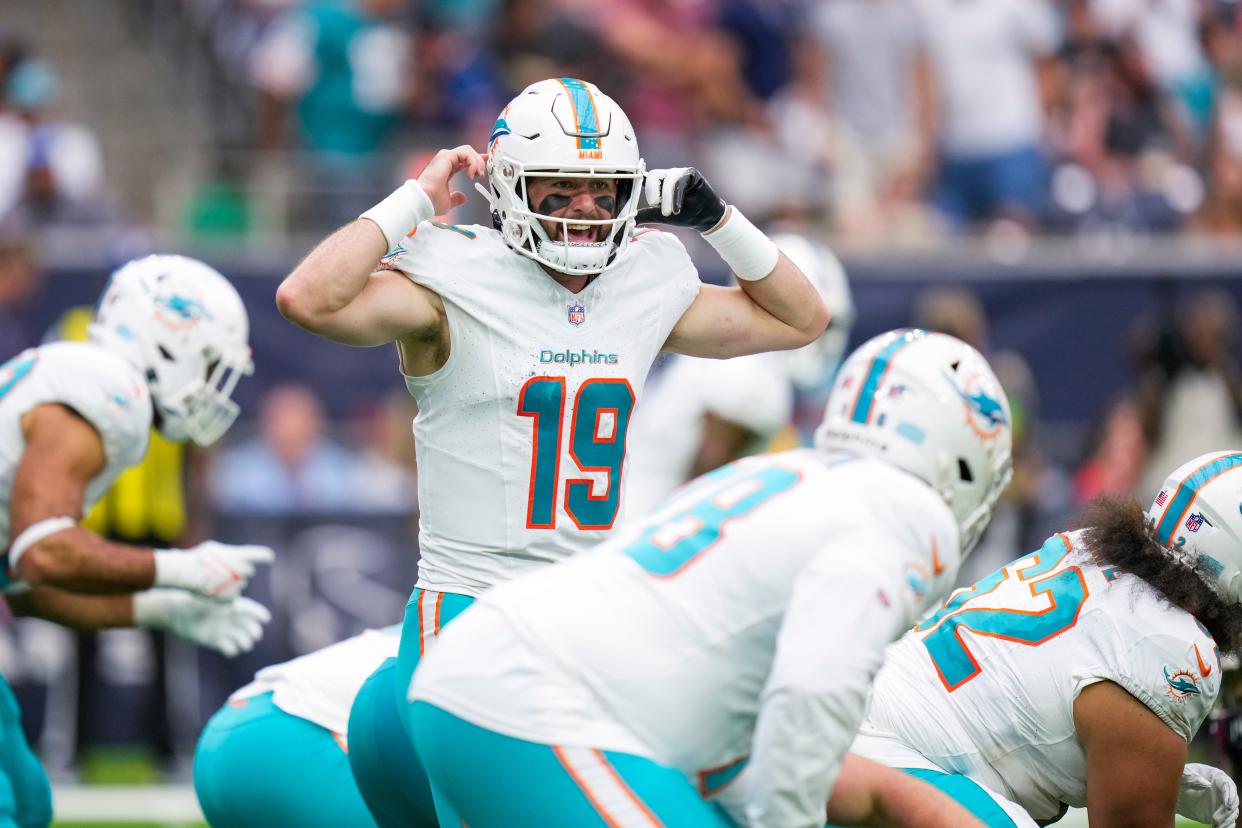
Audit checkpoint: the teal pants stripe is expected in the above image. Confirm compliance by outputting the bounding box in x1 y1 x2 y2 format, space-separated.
0 676 50 828
347 588 474 827
193 692 376 828
828 767 1018 828
411 701 734 828
900 768 1018 827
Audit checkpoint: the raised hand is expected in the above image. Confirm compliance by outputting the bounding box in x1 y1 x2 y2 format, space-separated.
134 589 271 657
636 167 727 233
153 541 275 600
416 145 488 216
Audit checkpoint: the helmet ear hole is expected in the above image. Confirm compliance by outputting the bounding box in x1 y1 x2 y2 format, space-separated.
950 360 961 372
157 345 175 362
958 458 974 483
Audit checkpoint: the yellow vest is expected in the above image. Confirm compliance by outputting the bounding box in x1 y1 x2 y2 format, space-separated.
57 308 187 543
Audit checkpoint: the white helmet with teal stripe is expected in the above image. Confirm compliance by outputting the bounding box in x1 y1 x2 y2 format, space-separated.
481 78 645 276
89 254 253 447
769 233 853 388
1148 451 1242 602
815 329 1014 554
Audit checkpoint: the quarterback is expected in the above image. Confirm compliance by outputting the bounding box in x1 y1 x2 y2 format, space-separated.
277 77 829 824
845 450 1242 828
0 255 272 827
409 329 1013 827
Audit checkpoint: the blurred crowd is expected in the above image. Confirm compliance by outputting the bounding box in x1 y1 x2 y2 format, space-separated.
4 0 1242 248
160 0 1242 249
0 37 110 234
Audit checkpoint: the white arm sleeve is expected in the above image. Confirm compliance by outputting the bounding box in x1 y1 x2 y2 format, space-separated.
739 550 914 828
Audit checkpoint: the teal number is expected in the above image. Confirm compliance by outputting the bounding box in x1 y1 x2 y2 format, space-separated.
517 376 565 528
919 534 1087 690
0 351 36 400
566 379 635 530
518 377 635 530
623 465 800 577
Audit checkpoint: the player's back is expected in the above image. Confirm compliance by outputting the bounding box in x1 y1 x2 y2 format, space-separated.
624 352 793 518
383 223 701 594
858 529 1221 821
473 449 959 775
0 342 151 555
230 627 400 734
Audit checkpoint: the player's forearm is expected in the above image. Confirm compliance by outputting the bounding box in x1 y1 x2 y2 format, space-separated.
6 586 134 630
276 219 389 327
825 755 985 828
745 558 913 825
16 527 155 593
1086 802 1174 828
734 252 830 347
697 206 829 346
743 685 862 826
872 780 986 827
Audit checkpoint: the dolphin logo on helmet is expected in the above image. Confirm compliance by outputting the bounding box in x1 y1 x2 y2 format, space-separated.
816 329 1014 556
89 255 253 447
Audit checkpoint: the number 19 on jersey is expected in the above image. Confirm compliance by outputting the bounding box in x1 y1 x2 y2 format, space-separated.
517 376 635 531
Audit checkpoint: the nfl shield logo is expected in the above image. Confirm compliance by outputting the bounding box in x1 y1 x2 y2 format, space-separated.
568 304 586 327
1187 512 1205 532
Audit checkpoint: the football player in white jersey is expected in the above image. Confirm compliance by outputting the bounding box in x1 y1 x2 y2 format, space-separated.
844 450 1242 828
0 254 272 827
407 328 1013 827
194 627 401 827
276 77 831 825
625 233 854 517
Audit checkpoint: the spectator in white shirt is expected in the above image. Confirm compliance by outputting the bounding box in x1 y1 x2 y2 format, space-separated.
916 0 1059 229
802 0 936 242
0 60 107 227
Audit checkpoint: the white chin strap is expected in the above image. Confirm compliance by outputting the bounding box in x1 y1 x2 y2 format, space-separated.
535 239 612 274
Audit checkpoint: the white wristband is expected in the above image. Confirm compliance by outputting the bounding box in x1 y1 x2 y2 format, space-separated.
152 550 194 591
702 206 780 281
8 516 75 573
132 589 172 628
360 180 436 249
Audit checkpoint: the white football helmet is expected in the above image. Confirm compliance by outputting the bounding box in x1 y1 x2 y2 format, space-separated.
771 233 854 389
1148 450 1242 603
88 255 253 446
815 329 1014 555
479 78 645 275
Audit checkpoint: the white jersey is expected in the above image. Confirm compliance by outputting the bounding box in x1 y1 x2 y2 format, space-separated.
413 450 960 827
382 222 701 596
852 529 1222 823
0 342 151 578
231 627 400 736
625 353 792 518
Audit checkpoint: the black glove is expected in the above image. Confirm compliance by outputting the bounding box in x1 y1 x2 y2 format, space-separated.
635 167 727 233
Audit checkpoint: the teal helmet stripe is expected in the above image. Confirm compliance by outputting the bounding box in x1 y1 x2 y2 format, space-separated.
1154 452 1242 546
850 332 918 424
557 78 600 150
